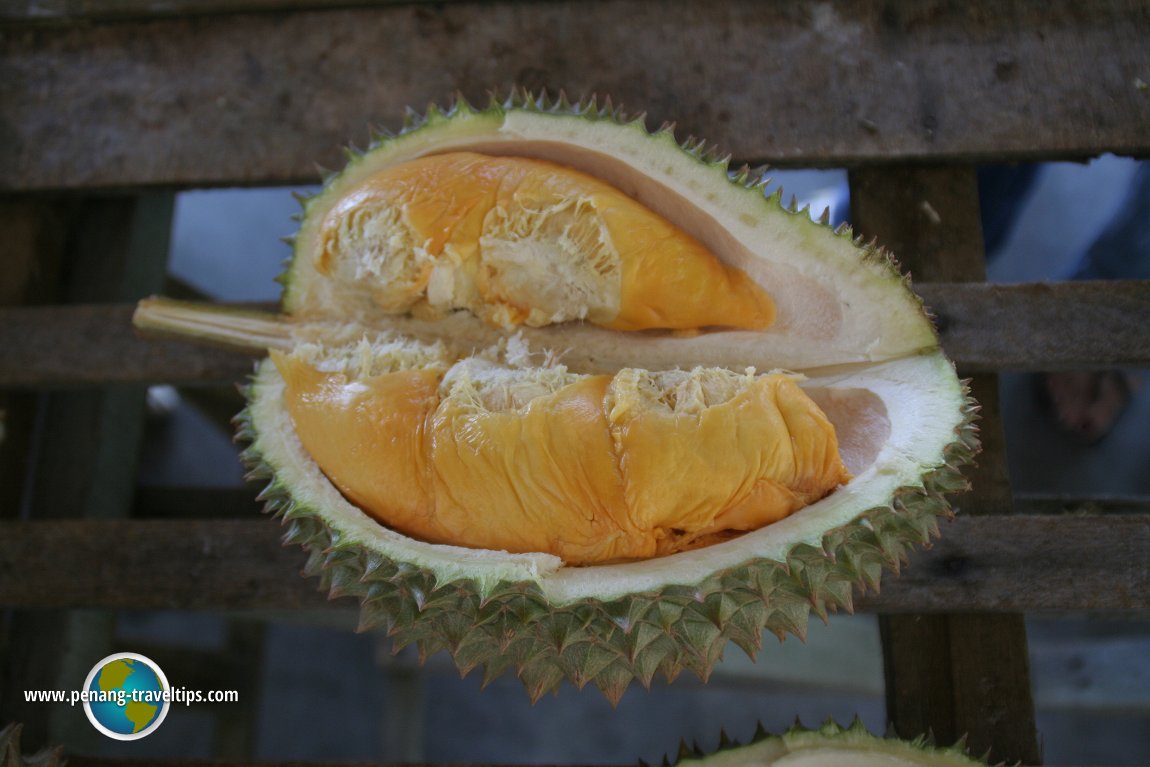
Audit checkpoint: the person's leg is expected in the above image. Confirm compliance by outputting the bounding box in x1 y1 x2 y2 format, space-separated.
1041 162 1149 442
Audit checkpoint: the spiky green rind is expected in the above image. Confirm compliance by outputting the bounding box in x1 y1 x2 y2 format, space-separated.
252 89 977 702
237 367 978 703
669 719 995 766
0 725 65 767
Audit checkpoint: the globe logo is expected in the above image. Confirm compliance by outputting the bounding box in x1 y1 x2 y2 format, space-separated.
82 653 170 740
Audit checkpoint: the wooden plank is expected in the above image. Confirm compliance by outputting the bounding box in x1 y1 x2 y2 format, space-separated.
0 519 329 611
918 280 1150 372
129 482 1150 520
0 303 263 387
0 515 1147 613
0 0 436 24
0 0 484 25
1 281 1148 388
2 0 1149 191
850 164 1039 764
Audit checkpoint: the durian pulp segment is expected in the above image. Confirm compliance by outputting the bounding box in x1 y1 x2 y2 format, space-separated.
313 152 776 332
271 333 851 566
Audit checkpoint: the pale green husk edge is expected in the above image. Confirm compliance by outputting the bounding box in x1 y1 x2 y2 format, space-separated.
665 719 993 766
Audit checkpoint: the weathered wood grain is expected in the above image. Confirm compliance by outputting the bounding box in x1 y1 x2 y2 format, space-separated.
2 0 1149 191
0 0 429 23
0 303 263 387
128 483 1150 520
0 515 1146 612
918 280 1150 372
1 281 1148 388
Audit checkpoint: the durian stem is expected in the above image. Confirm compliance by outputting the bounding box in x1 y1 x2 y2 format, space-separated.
133 296 292 352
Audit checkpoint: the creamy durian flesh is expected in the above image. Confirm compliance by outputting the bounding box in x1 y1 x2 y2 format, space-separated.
314 152 776 332
272 334 850 565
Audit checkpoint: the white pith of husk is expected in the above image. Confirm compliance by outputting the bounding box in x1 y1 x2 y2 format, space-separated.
285 103 936 370
249 348 963 604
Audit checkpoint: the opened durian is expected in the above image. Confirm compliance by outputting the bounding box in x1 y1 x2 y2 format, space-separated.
664 720 989 767
134 91 977 702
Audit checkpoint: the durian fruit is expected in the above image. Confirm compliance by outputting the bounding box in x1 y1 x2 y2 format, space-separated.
134 91 977 702
0 724 65 767
664 720 991 767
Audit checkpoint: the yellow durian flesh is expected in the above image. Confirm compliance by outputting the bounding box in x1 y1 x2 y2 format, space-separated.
314 152 776 332
272 335 850 566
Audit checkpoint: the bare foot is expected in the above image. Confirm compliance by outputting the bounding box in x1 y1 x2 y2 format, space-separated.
1039 371 1141 444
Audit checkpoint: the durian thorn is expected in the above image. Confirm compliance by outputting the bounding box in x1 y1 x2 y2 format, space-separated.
133 295 291 353
451 90 475 115
402 105 424 129
315 163 338 185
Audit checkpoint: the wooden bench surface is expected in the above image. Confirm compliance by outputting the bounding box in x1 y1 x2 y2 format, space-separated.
2 0 1149 191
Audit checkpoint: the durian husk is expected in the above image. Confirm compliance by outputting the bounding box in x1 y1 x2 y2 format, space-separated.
224 91 980 703
665 720 996 767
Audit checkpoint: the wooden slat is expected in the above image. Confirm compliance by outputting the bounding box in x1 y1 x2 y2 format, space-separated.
3 0 1149 191
128 483 1150 520
919 280 1150 371
0 303 262 387
1 281 1148 388
0 0 440 24
849 163 1039 764
0 515 1147 612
